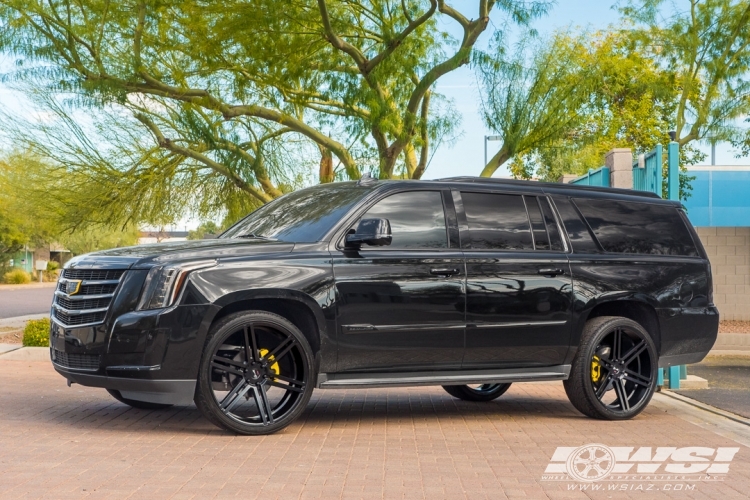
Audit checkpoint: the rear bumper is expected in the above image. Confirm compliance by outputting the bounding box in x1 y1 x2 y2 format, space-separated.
52 361 195 405
657 305 719 367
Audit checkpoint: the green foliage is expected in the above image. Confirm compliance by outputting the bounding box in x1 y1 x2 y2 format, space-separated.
0 0 550 227
3 269 31 284
476 30 598 177
22 318 50 347
187 221 222 240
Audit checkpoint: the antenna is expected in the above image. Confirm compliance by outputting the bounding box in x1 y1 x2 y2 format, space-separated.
357 172 377 185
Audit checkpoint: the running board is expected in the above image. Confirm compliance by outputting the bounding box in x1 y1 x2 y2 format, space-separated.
317 365 570 389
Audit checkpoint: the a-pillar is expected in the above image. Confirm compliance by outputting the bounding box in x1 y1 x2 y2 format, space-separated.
605 148 633 189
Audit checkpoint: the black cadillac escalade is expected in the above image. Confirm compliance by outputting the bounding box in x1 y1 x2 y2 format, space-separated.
50 177 718 435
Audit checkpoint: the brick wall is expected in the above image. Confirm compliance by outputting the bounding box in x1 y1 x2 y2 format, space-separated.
694 227 750 320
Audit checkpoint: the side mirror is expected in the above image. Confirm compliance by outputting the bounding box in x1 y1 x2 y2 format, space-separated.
346 218 392 247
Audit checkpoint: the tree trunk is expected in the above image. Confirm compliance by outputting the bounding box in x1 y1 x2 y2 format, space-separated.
318 146 334 183
480 145 511 177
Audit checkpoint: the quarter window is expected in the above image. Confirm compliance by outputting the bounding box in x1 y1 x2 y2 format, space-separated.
461 192 534 250
574 198 698 256
360 191 448 249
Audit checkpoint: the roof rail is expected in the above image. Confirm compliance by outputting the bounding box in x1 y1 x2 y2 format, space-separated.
434 176 661 199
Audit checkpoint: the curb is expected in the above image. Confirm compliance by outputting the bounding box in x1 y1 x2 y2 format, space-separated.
0 314 48 328
0 347 50 361
658 390 750 428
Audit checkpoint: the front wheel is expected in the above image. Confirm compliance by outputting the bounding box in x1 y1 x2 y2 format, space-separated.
564 316 658 420
194 311 315 435
442 383 512 402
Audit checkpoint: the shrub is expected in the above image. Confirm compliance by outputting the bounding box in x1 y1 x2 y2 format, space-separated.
23 318 50 347
45 261 60 281
3 269 31 284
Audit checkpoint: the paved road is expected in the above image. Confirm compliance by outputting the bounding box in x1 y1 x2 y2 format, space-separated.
678 355 750 418
0 286 55 319
0 361 748 499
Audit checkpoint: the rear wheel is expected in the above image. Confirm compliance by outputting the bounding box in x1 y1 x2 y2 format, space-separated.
106 389 173 410
442 383 512 402
194 311 315 435
564 316 657 420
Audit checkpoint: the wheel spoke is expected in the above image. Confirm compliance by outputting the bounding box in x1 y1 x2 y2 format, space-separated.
264 337 295 364
614 379 630 411
211 358 245 378
250 324 260 362
623 368 652 387
252 385 274 425
267 380 305 393
595 375 613 399
221 381 251 412
613 328 622 360
621 340 647 366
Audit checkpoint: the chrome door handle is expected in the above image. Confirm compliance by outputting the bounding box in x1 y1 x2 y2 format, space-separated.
430 268 459 276
538 268 564 277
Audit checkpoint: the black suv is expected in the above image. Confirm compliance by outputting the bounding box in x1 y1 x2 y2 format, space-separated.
50 177 718 435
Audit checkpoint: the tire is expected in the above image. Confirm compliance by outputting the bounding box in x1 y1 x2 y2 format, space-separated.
106 389 173 410
564 316 658 420
442 383 512 402
194 310 315 435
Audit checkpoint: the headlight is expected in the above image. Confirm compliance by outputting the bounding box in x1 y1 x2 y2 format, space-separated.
136 260 216 310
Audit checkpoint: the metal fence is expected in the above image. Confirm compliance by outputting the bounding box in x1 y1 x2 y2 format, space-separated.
569 166 610 187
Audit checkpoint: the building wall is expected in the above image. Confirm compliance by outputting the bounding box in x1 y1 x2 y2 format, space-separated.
695 227 750 321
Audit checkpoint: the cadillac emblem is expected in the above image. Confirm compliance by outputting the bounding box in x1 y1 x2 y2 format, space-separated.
64 279 82 295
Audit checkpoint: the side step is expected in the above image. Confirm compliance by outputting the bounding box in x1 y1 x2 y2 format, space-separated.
317 365 570 389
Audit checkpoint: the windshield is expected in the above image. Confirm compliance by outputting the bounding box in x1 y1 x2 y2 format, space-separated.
220 183 372 242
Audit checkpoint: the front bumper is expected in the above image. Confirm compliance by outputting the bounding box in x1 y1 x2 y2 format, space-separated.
50 301 218 404
52 362 196 405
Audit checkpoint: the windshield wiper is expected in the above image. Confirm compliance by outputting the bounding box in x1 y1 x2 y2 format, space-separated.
236 233 277 241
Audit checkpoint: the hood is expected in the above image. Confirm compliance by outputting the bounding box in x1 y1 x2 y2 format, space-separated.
65 238 295 270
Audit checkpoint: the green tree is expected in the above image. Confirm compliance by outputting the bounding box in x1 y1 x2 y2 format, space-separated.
0 0 550 227
476 31 598 177
187 221 221 240
622 0 750 147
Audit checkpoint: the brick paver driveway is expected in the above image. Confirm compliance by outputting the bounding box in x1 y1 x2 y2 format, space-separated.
1 361 749 499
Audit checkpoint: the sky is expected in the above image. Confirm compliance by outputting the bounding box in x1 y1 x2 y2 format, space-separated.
0 1 746 230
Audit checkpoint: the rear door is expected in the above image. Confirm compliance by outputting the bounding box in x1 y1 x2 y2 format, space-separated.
332 189 466 372
456 190 573 368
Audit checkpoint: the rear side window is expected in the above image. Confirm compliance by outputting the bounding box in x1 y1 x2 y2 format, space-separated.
574 198 698 256
461 192 533 250
550 196 600 253
361 191 447 249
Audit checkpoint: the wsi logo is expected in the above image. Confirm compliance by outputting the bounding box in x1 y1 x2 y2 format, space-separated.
543 444 740 482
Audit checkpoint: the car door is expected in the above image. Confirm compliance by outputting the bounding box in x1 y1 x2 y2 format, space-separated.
332 189 466 373
455 189 573 368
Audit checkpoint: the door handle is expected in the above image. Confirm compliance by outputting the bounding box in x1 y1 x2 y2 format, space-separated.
538 268 564 277
430 268 460 276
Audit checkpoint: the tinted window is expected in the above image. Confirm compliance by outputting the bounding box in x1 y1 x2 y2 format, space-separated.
361 191 447 249
550 196 600 253
221 184 370 242
574 198 698 256
525 196 550 250
461 192 533 250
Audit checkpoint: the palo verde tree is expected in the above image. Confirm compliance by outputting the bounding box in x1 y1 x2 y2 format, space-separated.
0 0 550 226
622 0 750 147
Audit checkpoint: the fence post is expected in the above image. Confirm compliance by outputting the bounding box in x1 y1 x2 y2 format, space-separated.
667 141 679 201
653 144 663 195
606 148 633 189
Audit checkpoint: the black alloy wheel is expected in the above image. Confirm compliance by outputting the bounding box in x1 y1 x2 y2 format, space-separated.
442 383 512 402
106 389 173 410
195 311 315 435
564 316 657 420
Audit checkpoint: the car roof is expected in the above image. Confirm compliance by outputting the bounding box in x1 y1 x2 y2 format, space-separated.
359 177 680 206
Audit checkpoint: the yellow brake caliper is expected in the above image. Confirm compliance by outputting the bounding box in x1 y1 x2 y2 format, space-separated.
591 355 602 383
259 348 280 380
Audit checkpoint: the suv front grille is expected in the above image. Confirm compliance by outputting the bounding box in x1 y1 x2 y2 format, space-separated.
52 268 127 328
51 348 100 371
62 269 125 281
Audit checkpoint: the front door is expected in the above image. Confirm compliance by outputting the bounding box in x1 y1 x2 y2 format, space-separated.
455 190 573 368
333 189 466 373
